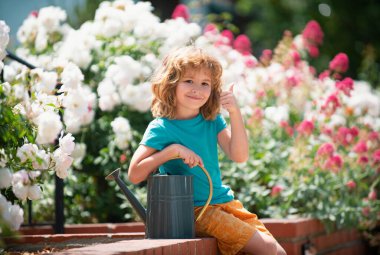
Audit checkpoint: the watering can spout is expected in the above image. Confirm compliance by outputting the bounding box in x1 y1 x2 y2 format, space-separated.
106 168 147 223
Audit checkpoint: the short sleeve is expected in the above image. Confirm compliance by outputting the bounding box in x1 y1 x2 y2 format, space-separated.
140 120 171 151
215 114 227 134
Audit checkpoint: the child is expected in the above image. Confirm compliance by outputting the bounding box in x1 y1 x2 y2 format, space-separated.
128 46 286 255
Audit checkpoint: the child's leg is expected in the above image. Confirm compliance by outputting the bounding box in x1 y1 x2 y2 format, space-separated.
195 205 258 255
195 200 287 255
242 230 287 255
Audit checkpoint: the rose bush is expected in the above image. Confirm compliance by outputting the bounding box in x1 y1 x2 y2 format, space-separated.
0 18 81 245
1 0 379 248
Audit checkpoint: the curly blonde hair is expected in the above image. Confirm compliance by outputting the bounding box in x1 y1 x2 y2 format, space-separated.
150 46 223 120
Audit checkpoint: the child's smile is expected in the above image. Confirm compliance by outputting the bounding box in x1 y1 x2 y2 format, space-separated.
175 68 212 119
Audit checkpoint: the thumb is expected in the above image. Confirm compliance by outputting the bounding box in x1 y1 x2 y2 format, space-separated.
229 83 234 92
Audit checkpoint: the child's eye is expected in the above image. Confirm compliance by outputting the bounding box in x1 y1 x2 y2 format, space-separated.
202 82 210 87
185 80 193 84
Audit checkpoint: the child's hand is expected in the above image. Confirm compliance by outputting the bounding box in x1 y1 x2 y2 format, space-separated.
220 84 239 114
172 144 203 168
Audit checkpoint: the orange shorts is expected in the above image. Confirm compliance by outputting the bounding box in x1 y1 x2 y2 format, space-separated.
194 200 272 255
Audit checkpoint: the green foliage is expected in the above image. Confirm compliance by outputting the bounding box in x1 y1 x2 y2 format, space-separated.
0 88 35 174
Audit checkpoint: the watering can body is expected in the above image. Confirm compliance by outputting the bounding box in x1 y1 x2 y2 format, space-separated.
146 174 195 238
106 169 195 239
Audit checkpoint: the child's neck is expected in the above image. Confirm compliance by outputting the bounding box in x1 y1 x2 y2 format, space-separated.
175 109 200 120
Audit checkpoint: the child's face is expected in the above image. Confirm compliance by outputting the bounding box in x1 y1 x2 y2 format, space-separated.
175 68 212 117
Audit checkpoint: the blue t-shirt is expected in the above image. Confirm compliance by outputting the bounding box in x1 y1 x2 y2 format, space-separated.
140 113 234 206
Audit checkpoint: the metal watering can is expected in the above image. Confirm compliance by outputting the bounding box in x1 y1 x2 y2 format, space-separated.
105 158 213 239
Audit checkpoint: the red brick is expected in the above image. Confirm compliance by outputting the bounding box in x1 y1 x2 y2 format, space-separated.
279 240 304 255
187 240 197 255
113 222 145 233
20 225 54 235
201 238 218 255
262 218 325 239
153 247 162 255
162 245 172 255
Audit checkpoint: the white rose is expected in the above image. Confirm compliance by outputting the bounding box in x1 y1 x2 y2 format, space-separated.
115 134 131 150
32 149 51 169
28 185 42 200
12 169 29 185
35 29 48 52
36 70 58 94
53 149 73 179
9 204 24 230
12 182 28 201
17 143 39 163
0 21 10 55
264 105 289 124
36 111 63 144
0 168 12 189
111 117 131 134
59 133 75 155
62 90 88 117
59 63 84 92
63 111 81 134
38 6 67 32
99 94 120 112
0 195 12 225
71 143 86 161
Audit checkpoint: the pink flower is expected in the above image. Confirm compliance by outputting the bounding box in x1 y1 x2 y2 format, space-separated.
309 66 316 76
372 149 380 164
362 206 370 217
368 131 379 141
307 45 319 58
319 70 331 80
350 126 359 137
335 77 354 96
346 180 356 190
323 154 343 172
291 50 301 65
220 30 234 46
260 49 273 64
322 93 340 115
297 120 314 136
357 156 369 165
280 121 294 136
334 127 357 146
256 91 266 99
353 141 368 154
120 154 127 164
30 11 38 18
321 126 333 136
244 56 257 68
171 4 190 22
317 143 335 157
233 34 252 55
248 107 264 125
329 53 349 73
271 185 284 197
302 20 324 45
368 190 377 201
286 75 300 88
204 23 218 34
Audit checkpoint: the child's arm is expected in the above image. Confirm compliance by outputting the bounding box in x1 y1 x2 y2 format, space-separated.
218 84 249 163
128 144 204 184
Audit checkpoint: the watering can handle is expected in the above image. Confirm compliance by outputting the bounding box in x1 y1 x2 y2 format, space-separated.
172 156 213 222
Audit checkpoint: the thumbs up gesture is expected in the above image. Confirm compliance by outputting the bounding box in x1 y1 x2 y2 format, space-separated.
220 83 239 114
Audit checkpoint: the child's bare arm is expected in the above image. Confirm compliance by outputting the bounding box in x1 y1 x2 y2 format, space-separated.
218 84 249 163
128 144 203 184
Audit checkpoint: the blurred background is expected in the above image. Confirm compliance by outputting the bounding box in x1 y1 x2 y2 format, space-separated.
1 0 380 88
